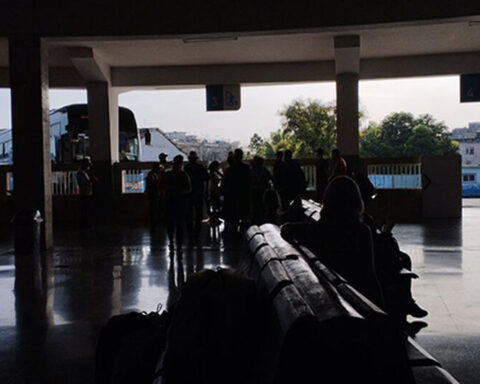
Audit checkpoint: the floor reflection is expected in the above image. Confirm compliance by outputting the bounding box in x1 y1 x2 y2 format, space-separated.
1 204 478 383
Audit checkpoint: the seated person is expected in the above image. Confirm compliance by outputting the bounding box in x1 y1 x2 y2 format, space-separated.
281 176 384 309
354 172 427 320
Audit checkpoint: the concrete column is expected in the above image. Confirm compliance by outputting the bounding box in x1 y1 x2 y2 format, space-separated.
9 35 53 250
334 35 360 157
86 82 118 221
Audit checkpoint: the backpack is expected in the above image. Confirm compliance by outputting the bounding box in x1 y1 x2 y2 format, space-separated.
95 310 171 384
161 268 262 384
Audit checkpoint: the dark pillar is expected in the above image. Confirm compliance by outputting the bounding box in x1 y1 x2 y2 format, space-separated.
334 35 360 158
87 82 118 222
9 35 52 250
336 73 359 156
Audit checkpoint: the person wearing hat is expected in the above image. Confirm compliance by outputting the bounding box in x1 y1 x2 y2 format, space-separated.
184 151 209 241
159 152 169 170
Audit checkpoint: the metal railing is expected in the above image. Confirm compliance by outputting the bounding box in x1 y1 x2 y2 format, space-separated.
52 171 79 195
0 157 423 196
366 160 422 189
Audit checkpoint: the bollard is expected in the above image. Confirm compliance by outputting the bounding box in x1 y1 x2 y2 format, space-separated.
13 210 43 254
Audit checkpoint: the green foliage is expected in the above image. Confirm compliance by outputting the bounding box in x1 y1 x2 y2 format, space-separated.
360 112 458 157
248 103 458 159
248 99 337 158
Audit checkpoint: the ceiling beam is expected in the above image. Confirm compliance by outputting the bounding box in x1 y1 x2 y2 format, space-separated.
68 47 110 83
111 51 480 87
0 66 85 88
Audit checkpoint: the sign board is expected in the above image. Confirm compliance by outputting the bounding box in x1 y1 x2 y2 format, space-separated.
206 84 241 111
460 74 480 103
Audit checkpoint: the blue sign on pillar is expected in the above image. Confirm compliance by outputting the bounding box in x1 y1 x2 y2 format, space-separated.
461 74 480 102
206 84 241 111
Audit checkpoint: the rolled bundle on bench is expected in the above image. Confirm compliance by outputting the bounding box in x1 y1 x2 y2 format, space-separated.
260 223 302 260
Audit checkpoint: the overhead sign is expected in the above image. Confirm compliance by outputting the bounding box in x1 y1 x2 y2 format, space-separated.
460 74 480 103
206 84 241 111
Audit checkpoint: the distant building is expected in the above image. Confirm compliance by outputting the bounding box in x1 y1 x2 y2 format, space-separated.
461 166 480 197
164 131 240 162
452 122 480 166
139 128 187 162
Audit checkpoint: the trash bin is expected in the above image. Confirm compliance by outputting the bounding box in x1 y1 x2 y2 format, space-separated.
13 210 43 254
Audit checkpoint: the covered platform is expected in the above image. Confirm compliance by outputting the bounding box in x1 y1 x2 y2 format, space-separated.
0 2 479 383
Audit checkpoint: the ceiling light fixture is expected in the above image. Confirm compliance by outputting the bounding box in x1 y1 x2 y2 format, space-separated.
182 36 238 44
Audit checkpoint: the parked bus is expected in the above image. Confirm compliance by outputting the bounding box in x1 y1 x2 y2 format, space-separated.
0 104 140 164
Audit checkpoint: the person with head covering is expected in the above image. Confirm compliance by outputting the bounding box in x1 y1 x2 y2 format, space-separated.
162 155 192 253
184 150 209 241
159 152 169 170
282 175 384 308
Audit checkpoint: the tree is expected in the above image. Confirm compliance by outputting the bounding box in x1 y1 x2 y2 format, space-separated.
249 99 337 158
360 112 458 157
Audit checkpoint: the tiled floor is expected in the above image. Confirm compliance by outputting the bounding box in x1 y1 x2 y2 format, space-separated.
0 201 479 383
394 199 480 383
0 225 245 383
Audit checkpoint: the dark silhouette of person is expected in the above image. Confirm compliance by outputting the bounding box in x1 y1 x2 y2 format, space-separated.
315 148 329 203
354 172 428 323
159 152 168 168
162 155 192 253
184 151 209 241
263 189 280 224
145 162 161 228
250 156 273 224
273 151 289 211
281 175 384 308
222 149 251 231
330 148 347 180
77 158 97 228
284 149 307 207
208 161 223 225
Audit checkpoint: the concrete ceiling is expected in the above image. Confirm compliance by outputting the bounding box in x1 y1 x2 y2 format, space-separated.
45 19 480 67
2 17 480 87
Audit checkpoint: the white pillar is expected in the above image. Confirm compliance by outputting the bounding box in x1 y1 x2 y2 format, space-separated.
334 35 360 156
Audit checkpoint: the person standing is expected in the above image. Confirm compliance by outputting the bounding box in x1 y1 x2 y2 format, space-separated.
273 151 288 211
284 149 307 207
207 161 223 225
222 149 251 231
184 151 209 241
145 162 161 228
315 148 329 203
159 152 169 170
162 155 192 254
77 158 96 228
250 156 273 224
330 148 347 180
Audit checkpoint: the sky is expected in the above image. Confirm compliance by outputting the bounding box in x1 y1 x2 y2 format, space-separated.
0 75 479 145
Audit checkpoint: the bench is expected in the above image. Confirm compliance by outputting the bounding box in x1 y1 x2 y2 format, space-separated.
245 224 459 384
296 198 422 324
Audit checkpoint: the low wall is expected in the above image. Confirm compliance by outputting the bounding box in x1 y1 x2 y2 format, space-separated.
367 189 423 223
